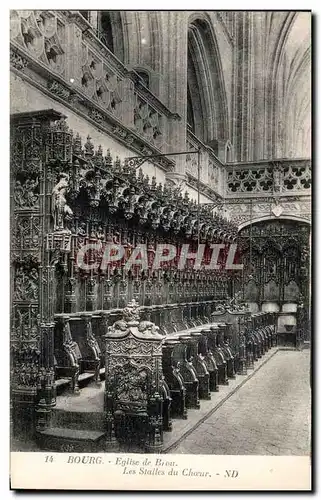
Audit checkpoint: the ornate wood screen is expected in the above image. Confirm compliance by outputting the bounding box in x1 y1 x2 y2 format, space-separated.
239 220 310 341
10 110 240 435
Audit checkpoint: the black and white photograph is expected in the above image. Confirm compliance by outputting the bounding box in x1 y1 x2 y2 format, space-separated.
9 8 312 491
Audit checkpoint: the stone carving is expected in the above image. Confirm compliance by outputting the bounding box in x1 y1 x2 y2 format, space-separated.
14 178 39 209
271 162 283 193
111 361 150 404
227 291 249 312
107 299 163 340
226 197 311 227
226 160 311 195
12 306 40 347
10 11 65 74
282 163 311 191
89 109 104 124
13 267 39 301
52 174 73 231
134 94 165 150
239 220 309 306
10 49 28 70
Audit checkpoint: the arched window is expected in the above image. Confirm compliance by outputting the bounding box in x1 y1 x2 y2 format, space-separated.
99 12 114 53
187 85 195 132
97 11 125 62
187 38 204 140
187 17 228 145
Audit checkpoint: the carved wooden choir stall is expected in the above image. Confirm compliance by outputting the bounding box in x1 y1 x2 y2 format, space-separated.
11 110 279 452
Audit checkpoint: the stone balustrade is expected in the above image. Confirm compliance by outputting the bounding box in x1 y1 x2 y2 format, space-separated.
185 130 226 200
10 10 179 173
225 158 311 197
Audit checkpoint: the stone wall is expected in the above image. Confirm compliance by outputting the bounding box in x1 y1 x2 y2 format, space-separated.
10 73 167 184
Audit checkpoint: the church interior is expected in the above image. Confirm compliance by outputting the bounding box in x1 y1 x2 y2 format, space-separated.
10 10 311 454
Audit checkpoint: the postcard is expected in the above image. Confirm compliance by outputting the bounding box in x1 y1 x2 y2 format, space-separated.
9 8 311 491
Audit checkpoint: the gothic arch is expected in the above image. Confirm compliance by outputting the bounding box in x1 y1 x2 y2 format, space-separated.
120 12 163 95
187 14 229 144
238 215 311 232
149 11 163 74
98 11 128 63
265 12 311 158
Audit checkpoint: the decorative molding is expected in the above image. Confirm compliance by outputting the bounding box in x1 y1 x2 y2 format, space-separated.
10 48 28 71
225 196 311 228
226 159 311 196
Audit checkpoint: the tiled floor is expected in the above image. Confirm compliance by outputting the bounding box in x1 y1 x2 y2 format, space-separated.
170 349 311 455
11 348 311 456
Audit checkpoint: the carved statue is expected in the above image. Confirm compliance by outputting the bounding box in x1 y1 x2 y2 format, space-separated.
52 174 73 231
96 225 105 240
227 291 249 312
123 299 140 323
25 178 39 207
26 268 39 300
13 178 39 209
138 321 161 336
78 222 87 237
13 181 25 207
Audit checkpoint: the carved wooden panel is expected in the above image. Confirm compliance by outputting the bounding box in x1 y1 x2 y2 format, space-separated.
239 220 310 314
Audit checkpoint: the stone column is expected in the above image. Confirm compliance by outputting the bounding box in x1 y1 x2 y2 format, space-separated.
64 18 84 88
163 12 188 186
10 110 65 437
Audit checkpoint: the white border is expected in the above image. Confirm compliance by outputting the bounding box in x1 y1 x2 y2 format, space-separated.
3 2 317 499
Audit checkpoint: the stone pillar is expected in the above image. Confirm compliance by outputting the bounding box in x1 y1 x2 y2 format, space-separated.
89 10 99 30
10 110 65 438
232 12 255 162
163 12 188 186
64 19 84 88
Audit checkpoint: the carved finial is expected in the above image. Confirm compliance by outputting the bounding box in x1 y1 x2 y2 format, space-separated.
105 149 112 169
114 156 121 173
73 133 82 155
137 168 144 183
122 299 140 323
93 145 103 167
52 118 70 133
123 158 130 175
84 135 94 159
